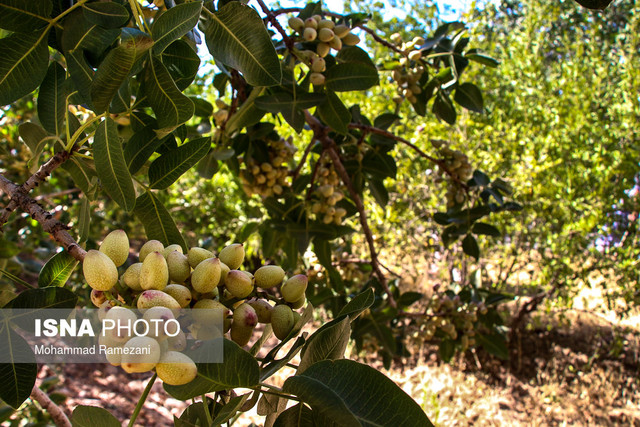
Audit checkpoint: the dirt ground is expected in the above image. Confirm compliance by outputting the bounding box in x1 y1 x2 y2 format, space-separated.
26 303 637 427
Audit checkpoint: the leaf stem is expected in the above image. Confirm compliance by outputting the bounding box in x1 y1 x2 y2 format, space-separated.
128 373 157 427
0 267 36 289
202 394 213 426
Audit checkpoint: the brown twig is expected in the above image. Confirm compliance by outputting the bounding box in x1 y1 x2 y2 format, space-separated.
0 174 86 261
0 149 76 228
291 138 317 181
255 0 296 55
304 111 397 308
357 25 405 55
348 123 468 188
31 385 71 427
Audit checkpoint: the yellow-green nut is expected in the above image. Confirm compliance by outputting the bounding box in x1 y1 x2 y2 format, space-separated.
288 16 304 32
122 262 143 291
217 261 230 286
191 257 221 294
167 330 186 351
225 270 254 299
140 251 169 291
142 306 178 340
318 19 335 30
408 50 422 61
342 33 360 46
139 240 164 262
90 289 107 307
218 243 244 270
329 36 342 50
98 334 123 366
310 72 325 86
303 27 317 42
318 27 335 42
317 42 330 57
230 303 258 346
99 229 129 267
121 336 161 373
167 251 190 283
292 311 301 325
248 299 273 323
187 247 214 268
163 244 184 258
83 249 118 291
164 284 192 308
271 304 295 340
192 299 228 326
291 295 306 310
281 274 308 303
137 290 181 310
104 307 137 343
156 351 197 385
254 265 285 289
311 57 326 73
334 24 350 38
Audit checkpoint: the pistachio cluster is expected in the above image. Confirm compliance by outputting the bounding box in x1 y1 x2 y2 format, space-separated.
308 158 347 225
213 98 230 127
84 230 310 385
389 36 426 104
239 137 295 197
413 291 488 351
287 14 360 85
432 140 473 207
338 262 369 285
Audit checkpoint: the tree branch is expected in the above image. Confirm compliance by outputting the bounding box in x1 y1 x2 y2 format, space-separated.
356 25 405 55
31 385 71 427
348 123 468 188
0 149 76 228
304 111 397 308
0 174 86 261
255 0 297 55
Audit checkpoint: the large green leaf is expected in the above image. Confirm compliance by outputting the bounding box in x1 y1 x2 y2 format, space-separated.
82 2 129 29
151 1 202 55
18 122 49 173
148 137 210 189
4 287 78 309
37 62 68 135
162 39 200 91
273 404 315 427
0 0 51 32
454 82 483 113
71 406 120 427
61 10 120 55
298 316 350 374
0 327 37 409
0 29 50 106
255 92 326 113
133 191 186 251
65 51 95 106
38 250 78 288
284 359 433 426
202 2 281 87
255 92 325 132
164 339 260 400
91 30 153 114
124 126 166 174
317 91 350 134
93 117 136 212
142 55 194 133
325 63 379 92
336 288 375 319
60 155 97 197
